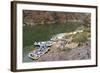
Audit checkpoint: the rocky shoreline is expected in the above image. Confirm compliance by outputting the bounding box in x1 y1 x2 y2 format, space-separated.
37 41 91 61
26 28 91 62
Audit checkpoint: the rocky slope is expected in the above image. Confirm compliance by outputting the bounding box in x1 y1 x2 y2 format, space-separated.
23 10 91 27
37 41 91 61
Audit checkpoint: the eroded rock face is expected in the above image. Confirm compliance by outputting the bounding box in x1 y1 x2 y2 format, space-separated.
66 45 91 60
37 41 91 62
23 10 91 26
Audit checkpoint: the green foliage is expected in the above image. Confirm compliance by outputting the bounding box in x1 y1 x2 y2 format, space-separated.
72 32 88 43
83 26 91 32
64 26 91 45
72 27 91 44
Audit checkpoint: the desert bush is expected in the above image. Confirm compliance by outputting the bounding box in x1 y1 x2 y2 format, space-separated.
72 31 89 44
83 26 91 32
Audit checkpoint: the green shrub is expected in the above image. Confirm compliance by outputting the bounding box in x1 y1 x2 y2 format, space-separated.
83 26 91 32
72 32 89 43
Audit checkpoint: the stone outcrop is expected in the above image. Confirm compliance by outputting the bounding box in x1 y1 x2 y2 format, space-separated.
23 10 91 26
36 30 91 61
37 41 91 61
